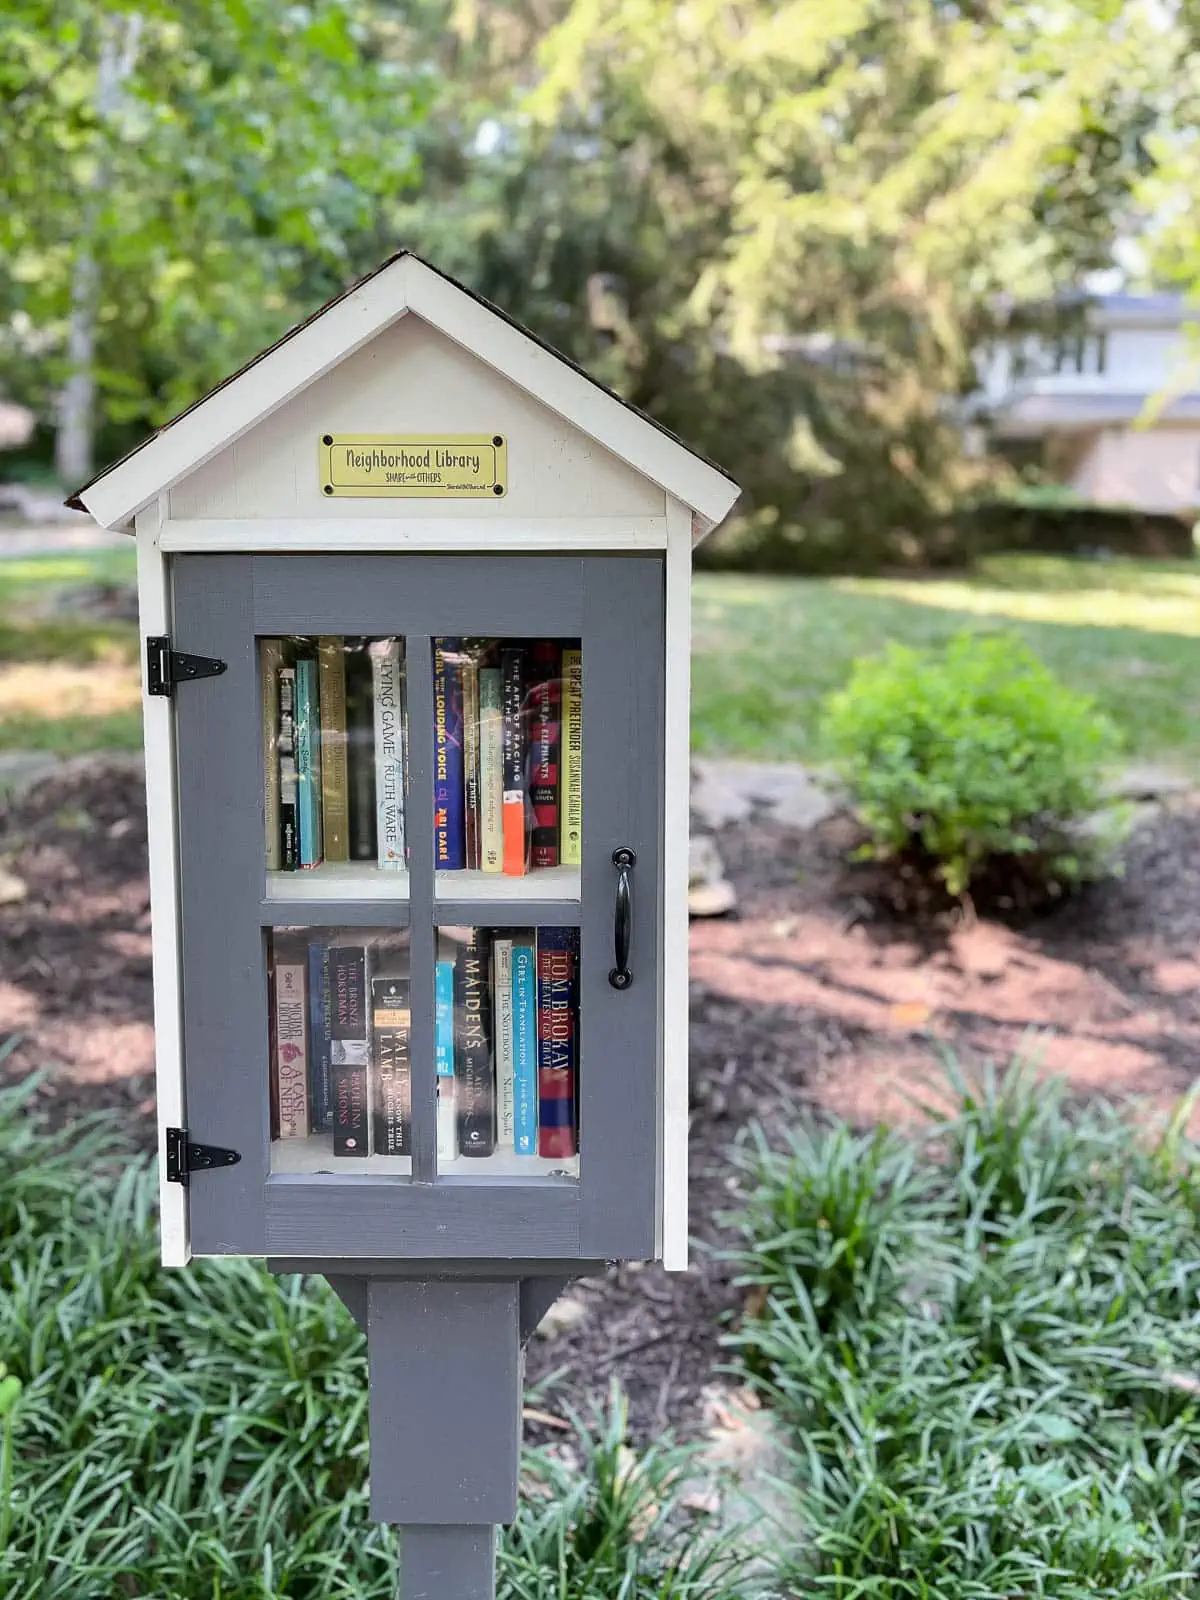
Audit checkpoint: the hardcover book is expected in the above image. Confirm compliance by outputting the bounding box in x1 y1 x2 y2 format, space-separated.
318 637 350 863
278 665 298 871
527 642 562 869
536 926 578 1160
493 936 515 1152
501 646 526 876
462 649 481 871
433 639 466 870
560 646 583 866
478 665 504 873
272 946 309 1139
454 927 495 1156
306 939 333 1135
345 641 377 861
261 638 284 870
370 639 406 869
295 655 324 867
511 936 537 1156
330 944 370 1156
371 974 411 1157
435 955 457 1163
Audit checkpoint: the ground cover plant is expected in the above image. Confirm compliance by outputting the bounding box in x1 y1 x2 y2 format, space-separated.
0 1075 767 1600
727 1060 1200 1597
691 554 1200 770
820 632 1124 899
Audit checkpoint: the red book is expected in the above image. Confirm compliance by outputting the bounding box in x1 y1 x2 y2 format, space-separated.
527 642 562 870
536 927 578 1159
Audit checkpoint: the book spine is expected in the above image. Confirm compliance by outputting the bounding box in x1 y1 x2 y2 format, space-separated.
330 944 370 1156
501 646 526 876
295 656 324 868
371 639 406 870
261 639 283 871
512 938 538 1155
560 647 583 867
455 927 494 1156
494 937 515 1152
345 643 377 861
279 665 298 871
306 939 332 1134
463 653 481 871
528 642 562 869
318 638 350 863
371 975 411 1157
273 951 309 1139
435 956 457 1163
478 666 504 872
434 639 466 870
536 927 578 1159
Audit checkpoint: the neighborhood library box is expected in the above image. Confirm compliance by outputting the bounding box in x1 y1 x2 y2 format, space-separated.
69 251 740 1274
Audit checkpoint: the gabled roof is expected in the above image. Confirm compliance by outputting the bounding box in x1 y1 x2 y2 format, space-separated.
68 250 740 532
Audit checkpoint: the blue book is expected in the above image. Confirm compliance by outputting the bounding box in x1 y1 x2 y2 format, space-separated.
307 940 332 1133
433 639 465 870
536 926 578 1159
295 657 324 867
512 938 538 1155
435 960 455 1079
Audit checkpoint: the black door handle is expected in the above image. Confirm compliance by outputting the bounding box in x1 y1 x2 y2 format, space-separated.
609 847 636 990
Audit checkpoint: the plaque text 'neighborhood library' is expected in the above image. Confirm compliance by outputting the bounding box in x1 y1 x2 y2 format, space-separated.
320 434 507 498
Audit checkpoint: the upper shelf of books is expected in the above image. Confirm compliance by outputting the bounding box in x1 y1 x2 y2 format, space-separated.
261 634 582 899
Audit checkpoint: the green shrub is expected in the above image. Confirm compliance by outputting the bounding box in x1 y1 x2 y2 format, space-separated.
820 631 1125 899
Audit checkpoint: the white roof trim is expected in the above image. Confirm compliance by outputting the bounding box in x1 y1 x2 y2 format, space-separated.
75 253 740 532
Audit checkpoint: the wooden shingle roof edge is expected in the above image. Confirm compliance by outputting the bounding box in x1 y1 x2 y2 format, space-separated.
67 249 741 535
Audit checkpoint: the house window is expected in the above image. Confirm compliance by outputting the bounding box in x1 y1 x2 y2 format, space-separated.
1053 331 1107 375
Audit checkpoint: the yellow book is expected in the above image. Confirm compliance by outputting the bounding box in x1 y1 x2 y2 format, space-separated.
560 647 582 866
318 637 350 862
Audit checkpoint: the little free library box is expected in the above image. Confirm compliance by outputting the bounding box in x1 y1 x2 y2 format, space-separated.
69 251 741 1277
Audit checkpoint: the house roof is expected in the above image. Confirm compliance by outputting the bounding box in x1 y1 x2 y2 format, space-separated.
67 250 740 533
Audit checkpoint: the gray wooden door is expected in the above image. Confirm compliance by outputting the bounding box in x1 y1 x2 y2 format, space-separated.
171 553 664 1261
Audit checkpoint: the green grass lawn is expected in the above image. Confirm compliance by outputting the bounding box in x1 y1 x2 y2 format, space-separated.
692 553 1200 771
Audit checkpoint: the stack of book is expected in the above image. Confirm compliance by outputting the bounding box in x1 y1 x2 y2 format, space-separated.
434 639 582 876
268 925 580 1163
262 636 405 872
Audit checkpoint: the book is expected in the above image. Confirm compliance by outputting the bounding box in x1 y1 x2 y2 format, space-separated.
261 639 284 870
512 936 538 1155
278 665 298 871
272 945 309 1139
370 639 405 870
295 655 324 868
536 926 578 1160
478 666 504 873
528 642 562 869
345 641 377 861
307 939 332 1135
501 646 526 877
434 639 466 870
560 647 582 866
318 638 350 863
435 955 457 1163
463 648 481 871
493 937 515 1152
371 974 411 1157
455 927 494 1156
330 944 370 1156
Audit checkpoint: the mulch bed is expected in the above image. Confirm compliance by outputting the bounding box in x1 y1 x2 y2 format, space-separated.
3 762 1199 1446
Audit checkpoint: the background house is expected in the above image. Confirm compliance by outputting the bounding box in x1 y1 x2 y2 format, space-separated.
980 294 1200 517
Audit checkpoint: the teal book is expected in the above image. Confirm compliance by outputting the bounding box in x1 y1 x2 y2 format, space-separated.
435 956 457 1163
512 936 537 1155
295 656 324 867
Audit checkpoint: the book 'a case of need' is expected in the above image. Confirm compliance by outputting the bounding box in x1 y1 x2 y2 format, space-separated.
69 251 741 1281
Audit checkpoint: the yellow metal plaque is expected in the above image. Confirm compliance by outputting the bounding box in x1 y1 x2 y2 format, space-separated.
319 433 506 498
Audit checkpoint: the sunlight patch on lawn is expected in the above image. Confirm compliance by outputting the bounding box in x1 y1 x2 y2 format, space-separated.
835 574 1200 636
0 660 141 720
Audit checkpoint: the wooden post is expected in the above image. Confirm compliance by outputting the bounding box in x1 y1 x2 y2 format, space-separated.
398 1526 497 1600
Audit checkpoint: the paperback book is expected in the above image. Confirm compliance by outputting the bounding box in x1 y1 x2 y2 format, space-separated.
536 926 578 1160
318 637 350 863
511 935 538 1155
272 945 309 1139
306 940 333 1134
371 974 411 1157
330 944 370 1156
455 927 494 1156
527 642 562 869
370 639 405 869
560 646 582 866
434 639 466 870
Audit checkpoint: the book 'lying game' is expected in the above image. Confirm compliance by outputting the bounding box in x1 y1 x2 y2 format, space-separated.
370 639 405 869
372 974 411 1157
330 945 370 1156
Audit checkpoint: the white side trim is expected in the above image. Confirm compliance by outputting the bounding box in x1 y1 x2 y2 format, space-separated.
159 516 669 553
661 499 692 1271
137 502 190 1267
80 261 413 528
407 259 741 526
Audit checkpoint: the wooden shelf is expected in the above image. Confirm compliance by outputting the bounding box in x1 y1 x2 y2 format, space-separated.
435 866 580 902
266 861 409 902
271 1136 578 1181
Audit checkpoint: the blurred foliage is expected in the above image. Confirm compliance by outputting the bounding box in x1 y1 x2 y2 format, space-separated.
0 1 1191 568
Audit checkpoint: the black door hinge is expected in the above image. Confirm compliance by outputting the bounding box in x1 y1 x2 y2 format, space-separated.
147 636 227 697
166 1126 241 1186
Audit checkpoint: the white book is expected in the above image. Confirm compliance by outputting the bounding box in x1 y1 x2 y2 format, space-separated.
370 639 405 869
494 937 515 1151
478 667 504 873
